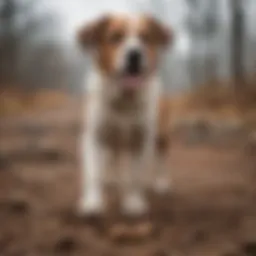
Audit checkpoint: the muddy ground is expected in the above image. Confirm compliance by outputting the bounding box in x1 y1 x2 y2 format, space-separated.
0 107 256 256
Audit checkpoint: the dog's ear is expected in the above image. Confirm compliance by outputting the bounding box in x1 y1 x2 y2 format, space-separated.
147 16 173 48
77 15 111 49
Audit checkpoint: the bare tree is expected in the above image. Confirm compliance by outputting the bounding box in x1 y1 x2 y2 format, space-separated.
0 0 75 90
204 0 218 82
230 0 245 87
0 0 40 86
186 0 219 85
0 0 19 84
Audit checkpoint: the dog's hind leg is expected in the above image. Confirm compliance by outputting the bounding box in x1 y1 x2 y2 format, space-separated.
153 133 172 194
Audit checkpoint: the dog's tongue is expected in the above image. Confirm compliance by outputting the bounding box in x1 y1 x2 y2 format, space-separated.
121 76 144 89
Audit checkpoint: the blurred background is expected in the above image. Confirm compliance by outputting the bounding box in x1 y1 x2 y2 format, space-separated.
0 0 256 91
0 1 256 256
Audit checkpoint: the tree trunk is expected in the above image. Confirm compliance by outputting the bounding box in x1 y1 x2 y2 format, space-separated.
0 0 18 84
230 0 245 88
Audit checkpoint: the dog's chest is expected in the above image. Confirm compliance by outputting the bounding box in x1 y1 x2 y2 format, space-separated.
97 92 147 152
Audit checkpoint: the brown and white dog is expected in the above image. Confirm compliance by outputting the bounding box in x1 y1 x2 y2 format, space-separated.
77 14 173 216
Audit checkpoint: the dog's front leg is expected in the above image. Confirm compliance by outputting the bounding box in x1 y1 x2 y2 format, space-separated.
120 149 148 216
119 124 155 216
78 131 107 216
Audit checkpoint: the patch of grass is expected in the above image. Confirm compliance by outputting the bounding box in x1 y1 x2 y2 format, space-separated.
169 81 256 131
0 88 73 117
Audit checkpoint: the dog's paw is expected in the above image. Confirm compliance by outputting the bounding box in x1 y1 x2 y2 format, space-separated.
122 194 148 216
77 193 105 217
153 178 172 194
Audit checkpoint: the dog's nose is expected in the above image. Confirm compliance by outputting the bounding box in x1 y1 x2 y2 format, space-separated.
126 49 142 75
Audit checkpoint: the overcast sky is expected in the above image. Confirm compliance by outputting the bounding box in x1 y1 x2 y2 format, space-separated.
39 0 188 41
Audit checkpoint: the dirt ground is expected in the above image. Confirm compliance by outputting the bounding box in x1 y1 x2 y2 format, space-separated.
0 107 256 256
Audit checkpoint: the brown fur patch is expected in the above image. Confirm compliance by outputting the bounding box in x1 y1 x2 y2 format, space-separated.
97 122 122 151
96 17 128 75
110 90 142 113
156 96 172 154
97 122 146 153
77 15 111 48
144 17 172 47
128 124 146 152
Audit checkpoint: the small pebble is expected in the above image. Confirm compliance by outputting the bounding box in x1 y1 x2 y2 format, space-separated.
242 241 256 256
9 200 29 214
55 237 76 253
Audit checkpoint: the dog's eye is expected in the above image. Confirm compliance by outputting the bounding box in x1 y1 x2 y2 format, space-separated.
109 31 124 44
139 32 151 44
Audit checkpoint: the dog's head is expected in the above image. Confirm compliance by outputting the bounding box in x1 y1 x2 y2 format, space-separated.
77 14 173 90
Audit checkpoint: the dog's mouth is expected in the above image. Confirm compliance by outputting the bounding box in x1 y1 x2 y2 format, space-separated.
119 75 145 90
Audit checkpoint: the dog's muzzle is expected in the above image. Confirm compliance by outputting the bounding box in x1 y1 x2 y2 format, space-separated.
125 49 143 76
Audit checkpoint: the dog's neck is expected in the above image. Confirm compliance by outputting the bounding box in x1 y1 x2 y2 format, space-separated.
85 65 161 119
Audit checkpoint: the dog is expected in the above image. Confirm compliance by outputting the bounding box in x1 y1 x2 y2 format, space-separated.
77 14 173 216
